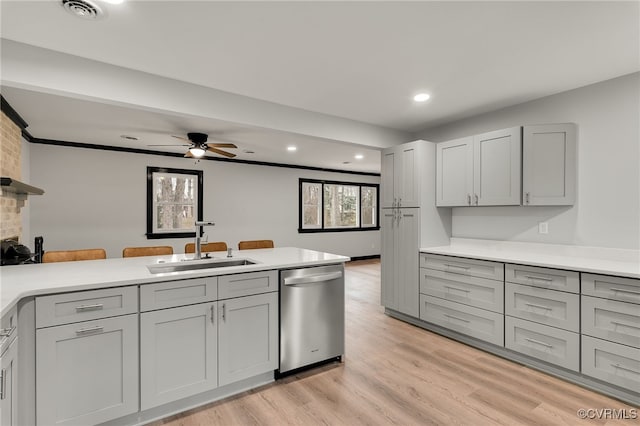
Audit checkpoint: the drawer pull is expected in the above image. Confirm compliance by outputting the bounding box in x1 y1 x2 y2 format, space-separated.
445 264 471 271
75 303 104 312
525 337 554 349
524 275 554 283
525 302 552 312
611 288 640 296
75 326 104 335
611 363 640 375
443 313 470 323
611 321 640 331
444 285 470 294
0 326 16 339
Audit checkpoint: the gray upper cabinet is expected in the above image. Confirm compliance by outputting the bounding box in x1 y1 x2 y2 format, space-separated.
522 123 576 206
381 141 422 208
436 137 473 207
436 127 521 206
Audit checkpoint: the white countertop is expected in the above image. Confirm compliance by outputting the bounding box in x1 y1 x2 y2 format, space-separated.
421 238 640 279
0 247 349 317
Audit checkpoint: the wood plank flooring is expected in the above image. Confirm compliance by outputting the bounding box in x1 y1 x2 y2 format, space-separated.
151 260 638 426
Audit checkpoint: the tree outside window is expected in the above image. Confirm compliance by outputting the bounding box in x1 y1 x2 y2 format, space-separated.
147 167 203 239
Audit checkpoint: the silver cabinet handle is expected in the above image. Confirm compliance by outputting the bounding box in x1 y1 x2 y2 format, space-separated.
525 302 553 311
0 326 16 339
525 192 530 204
474 194 479 205
398 197 402 207
0 368 5 400
467 194 471 206
524 275 554 282
611 288 640 296
445 264 470 271
210 305 215 324
610 321 640 331
444 313 470 323
76 303 104 312
611 363 640 375
222 303 226 322
444 285 470 294
75 326 104 335
525 337 553 349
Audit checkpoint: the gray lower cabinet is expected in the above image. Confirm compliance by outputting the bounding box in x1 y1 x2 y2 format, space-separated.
140 302 218 410
218 292 278 386
419 295 504 346
505 283 579 332
35 314 139 426
505 316 579 371
1 337 17 426
581 295 640 349
582 335 640 392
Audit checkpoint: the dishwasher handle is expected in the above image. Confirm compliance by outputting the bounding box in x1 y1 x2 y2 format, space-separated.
283 270 343 286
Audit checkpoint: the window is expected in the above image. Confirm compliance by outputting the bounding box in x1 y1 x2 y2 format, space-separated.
299 179 379 233
146 167 203 239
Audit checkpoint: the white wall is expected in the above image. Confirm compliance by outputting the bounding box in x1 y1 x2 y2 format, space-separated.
416 72 640 250
27 144 380 258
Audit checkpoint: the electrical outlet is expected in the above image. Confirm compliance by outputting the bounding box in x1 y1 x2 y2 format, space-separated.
538 222 549 234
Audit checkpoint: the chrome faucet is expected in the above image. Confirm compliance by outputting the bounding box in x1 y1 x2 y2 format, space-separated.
194 220 215 260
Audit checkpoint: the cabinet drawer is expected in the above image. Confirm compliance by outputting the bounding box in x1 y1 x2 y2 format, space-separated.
505 316 579 371
421 254 504 282
505 264 579 293
36 286 138 328
218 270 278 299
582 296 640 349
419 295 504 346
420 268 504 313
0 304 18 355
582 273 640 304
140 277 218 311
505 283 579 332
582 335 640 393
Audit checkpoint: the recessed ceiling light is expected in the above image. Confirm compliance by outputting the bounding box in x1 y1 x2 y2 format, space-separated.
354 154 364 160
120 135 138 140
243 149 255 154
287 146 297 152
413 93 431 102
343 161 351 165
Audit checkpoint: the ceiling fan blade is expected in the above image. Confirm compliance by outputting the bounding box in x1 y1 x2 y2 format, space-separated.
172 135 191 142
207 146 236 158
208 143 237 148
184 151 194 158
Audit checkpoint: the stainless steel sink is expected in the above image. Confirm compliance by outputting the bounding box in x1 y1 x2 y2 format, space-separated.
147 258 256 274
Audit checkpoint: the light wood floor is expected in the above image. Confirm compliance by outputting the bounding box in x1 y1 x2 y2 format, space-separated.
152 260 638 426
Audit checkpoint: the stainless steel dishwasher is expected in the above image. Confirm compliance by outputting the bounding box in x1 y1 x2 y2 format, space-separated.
278 264 345 375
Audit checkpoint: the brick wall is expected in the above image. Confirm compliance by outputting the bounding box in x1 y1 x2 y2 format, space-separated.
1 110 23 240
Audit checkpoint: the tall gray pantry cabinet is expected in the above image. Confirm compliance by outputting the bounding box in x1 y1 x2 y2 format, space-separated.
380 140 452 317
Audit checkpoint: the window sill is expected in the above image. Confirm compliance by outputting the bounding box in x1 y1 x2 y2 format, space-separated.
298 227 380 234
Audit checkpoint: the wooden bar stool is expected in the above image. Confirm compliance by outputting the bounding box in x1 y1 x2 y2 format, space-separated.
238 240 274 250
42 248 107 263
122 246 173 258
184 242 228 253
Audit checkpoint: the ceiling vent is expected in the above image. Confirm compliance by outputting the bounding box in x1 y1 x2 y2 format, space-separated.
61 0 103 19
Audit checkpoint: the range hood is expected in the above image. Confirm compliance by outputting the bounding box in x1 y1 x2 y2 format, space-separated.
0 177 44 195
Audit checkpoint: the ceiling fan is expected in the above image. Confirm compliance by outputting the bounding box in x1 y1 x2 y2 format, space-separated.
148 132 237 158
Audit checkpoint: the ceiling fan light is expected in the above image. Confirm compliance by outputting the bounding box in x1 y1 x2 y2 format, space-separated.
189 147 206 158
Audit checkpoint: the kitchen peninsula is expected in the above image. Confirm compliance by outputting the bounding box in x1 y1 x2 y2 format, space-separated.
0 247 349 426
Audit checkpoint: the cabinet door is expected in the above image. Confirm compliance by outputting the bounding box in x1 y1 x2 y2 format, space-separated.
436 137 473 206
398 142 421 208
397 208 420 317
380 209 397 309
523 123 576 206
36 314 138 426
218 292 278 386
381 149 397 208
140 303 217 410
473 127 521 206
1 339 17 426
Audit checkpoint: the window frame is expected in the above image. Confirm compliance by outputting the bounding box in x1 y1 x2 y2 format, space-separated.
298 178 380 233
146 166 203 239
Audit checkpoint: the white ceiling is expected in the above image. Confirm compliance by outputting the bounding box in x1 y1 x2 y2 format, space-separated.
1 1 638 173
